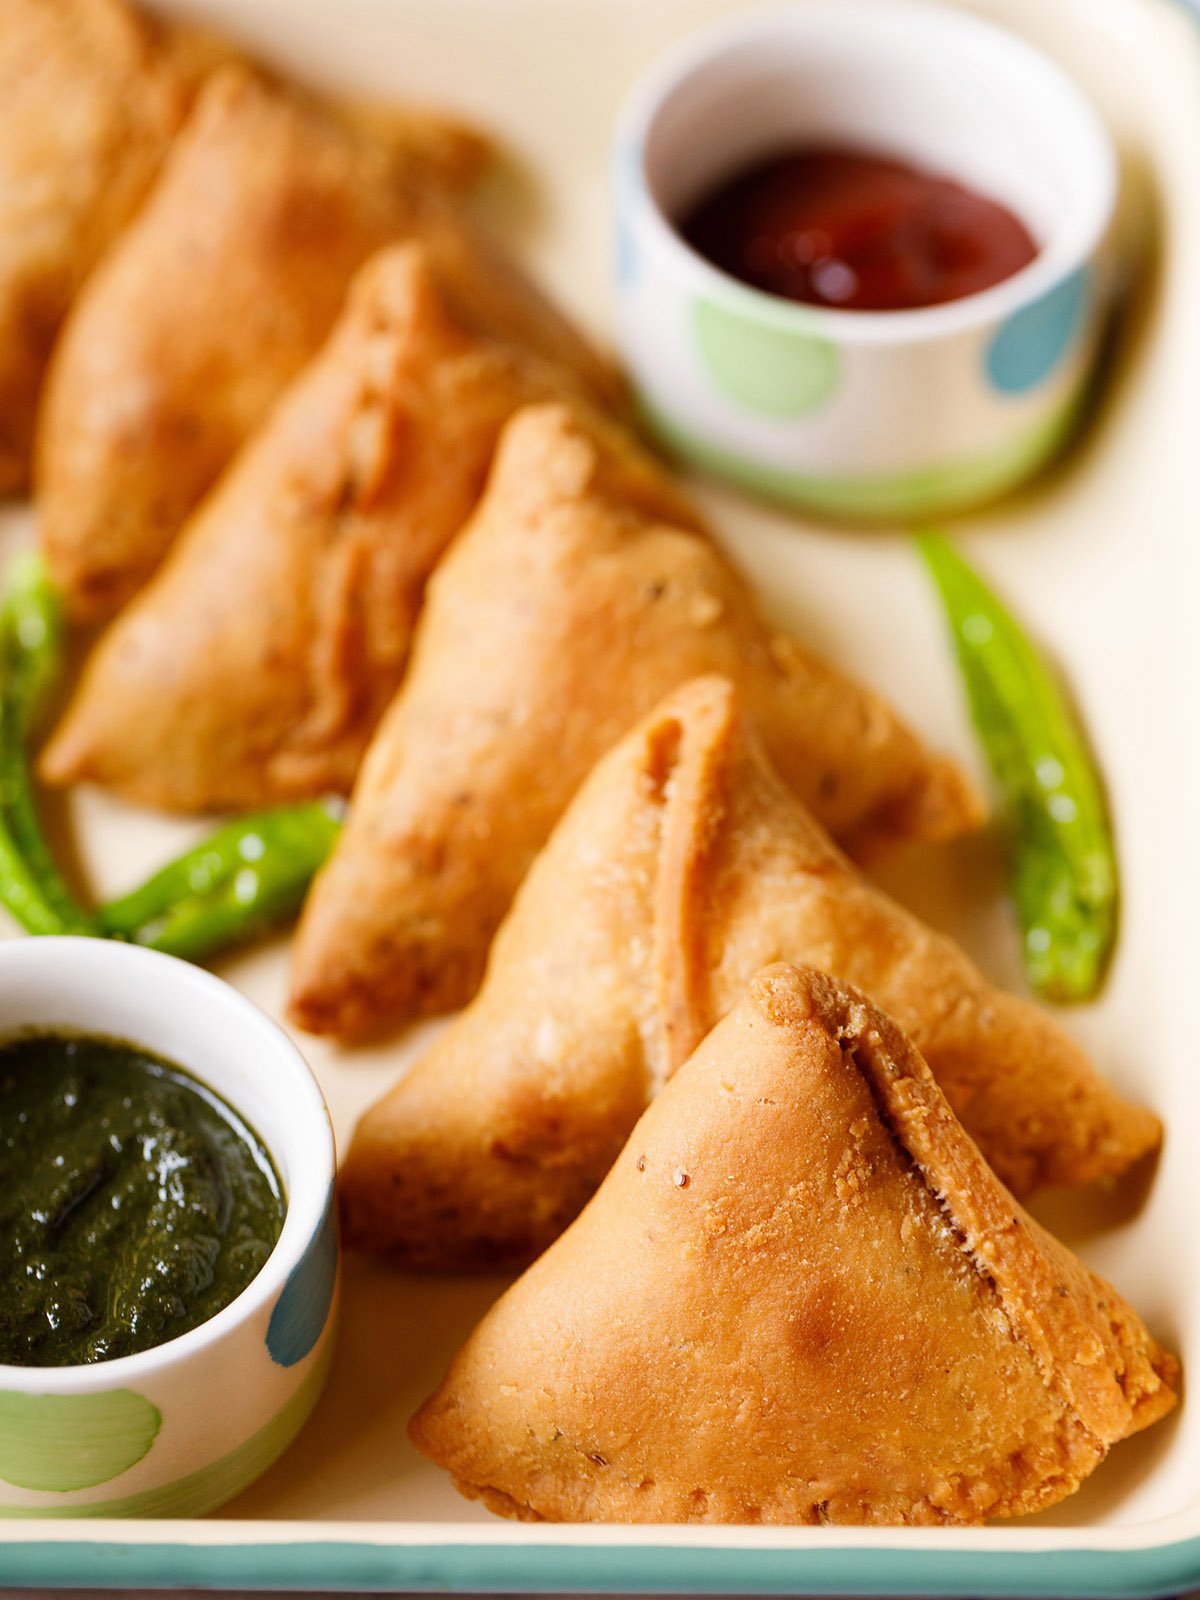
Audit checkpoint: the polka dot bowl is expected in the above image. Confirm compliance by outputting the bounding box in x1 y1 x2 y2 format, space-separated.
613 0 1117 521
0 937 337 1518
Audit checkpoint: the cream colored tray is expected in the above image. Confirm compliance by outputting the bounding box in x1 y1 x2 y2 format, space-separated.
2 0 1199 1590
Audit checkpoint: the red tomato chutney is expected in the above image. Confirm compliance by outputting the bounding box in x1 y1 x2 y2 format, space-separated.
680 145 1039 312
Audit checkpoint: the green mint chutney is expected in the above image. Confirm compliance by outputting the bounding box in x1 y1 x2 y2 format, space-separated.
0 1032 285 1367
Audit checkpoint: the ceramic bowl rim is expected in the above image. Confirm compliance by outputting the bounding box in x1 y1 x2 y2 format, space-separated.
613 0 1118 346
0 936 334 1393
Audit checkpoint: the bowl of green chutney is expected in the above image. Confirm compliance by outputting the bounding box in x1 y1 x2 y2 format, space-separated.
0 937 337 1517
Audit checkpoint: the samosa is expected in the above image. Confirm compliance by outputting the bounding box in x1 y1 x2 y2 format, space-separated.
340 677 1159 1268
289 406 980 1036
411 964 1178 1525
0 0 233 494
36 65 612 618
39 245 596 811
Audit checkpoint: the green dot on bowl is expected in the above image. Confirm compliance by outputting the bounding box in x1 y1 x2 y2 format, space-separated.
0 1388 161 1492
693 297 839 417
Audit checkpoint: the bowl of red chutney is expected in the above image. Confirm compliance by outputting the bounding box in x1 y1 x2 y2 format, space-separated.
612 0 1117 520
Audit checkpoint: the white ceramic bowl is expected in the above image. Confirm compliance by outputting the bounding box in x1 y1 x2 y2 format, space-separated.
0 938 338 1517
612 0 1118 520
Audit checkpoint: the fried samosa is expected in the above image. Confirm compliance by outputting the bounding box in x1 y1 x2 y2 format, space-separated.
39 245 597 811
411 964 1178 1525
0 0 233 495
36 65 612 618
340 677 1159 1268
289 405 980 1036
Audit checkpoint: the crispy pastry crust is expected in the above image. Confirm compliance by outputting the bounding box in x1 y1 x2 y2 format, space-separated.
0 0 233 493
410 964 1178 1525
338 676 1159 1267
39 245 596 811
289 407 981 1035
36 67 611 618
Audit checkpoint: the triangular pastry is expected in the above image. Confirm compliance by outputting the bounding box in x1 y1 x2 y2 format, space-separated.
339 677 1159 1267
39 245 595 811
289 406 981 1035
410 963 1178 1525
36 66 612 618
0 0 233 493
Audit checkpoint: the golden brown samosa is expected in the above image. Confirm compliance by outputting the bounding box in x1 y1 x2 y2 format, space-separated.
411 964 1178 1525
36 65 612 618
0 0 232 494
39 245 597 811
289 405 981 1037
340 677 1159 1268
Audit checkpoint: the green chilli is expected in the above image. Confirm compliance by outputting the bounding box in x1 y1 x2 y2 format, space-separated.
918 529 1118 1003
0 554 95 935
0 553 341 962
100 800 343 963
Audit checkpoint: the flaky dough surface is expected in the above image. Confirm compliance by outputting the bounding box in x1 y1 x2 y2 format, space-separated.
40 246 594 810
36 68 609 618
411 964 1177 1525
340 676 1159 1268
290 408 980 1035
0 0 227 492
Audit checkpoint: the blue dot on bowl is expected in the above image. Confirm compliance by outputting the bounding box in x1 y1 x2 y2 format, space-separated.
986 267 1090 394
266 1186 337 1368
614 211 638 287
612 144 643 287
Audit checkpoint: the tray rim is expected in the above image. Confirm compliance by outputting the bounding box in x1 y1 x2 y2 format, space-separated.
5 1520 1200 1595
2 0 1198 1590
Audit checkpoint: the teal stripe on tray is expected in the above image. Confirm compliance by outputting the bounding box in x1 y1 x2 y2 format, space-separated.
3 1530 1200 1594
